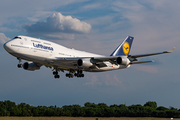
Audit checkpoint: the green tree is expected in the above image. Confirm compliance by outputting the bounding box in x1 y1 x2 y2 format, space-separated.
71 105 84 117
84 102 98 108
44 108 54 116
84 107 96 117
156 106 169 111
167 110 180 118
144 101 157 109
98 103 108 108
32 107 39 116
110 104 118 108
84 102 91 107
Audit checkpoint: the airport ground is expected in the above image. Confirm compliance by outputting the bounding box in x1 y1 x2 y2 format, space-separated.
0 117 177 120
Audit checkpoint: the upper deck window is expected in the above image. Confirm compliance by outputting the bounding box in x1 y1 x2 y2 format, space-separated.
13 36 22 39
31 40 41 43
44 42 51 45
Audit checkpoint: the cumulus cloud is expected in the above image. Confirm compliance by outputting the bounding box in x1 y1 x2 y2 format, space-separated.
0 33 11 44
23 12 92 39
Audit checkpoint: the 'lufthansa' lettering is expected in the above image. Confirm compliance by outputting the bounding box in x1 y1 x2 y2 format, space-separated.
33 43 54 51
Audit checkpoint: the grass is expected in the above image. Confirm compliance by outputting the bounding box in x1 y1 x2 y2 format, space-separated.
0 117 176 120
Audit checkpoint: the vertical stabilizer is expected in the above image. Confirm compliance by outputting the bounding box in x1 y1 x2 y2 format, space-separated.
110 36 134 56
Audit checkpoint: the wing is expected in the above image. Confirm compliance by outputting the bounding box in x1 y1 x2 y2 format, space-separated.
89 47 175 65
128 47 175 62
49 47 175 70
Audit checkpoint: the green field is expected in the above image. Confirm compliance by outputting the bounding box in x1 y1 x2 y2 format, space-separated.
0 117 176 120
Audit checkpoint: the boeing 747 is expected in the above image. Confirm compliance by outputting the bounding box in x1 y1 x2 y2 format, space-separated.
3 36 175 79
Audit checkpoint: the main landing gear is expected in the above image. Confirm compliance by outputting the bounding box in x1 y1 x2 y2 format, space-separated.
74 70 84 78
65 70 84 78
17 57 22 68
66 73 74 78
53 69 60 79
52 68 85 79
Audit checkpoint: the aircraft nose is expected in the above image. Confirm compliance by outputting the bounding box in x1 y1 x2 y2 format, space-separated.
3 41 12 52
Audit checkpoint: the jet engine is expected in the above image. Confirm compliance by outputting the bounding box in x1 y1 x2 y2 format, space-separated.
23 62 40 71
116 56 130 65
77 58 93 68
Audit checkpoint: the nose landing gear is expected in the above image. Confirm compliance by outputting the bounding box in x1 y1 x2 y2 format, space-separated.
17 57 22 68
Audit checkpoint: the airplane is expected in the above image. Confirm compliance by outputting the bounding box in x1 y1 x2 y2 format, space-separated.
3 36 175 79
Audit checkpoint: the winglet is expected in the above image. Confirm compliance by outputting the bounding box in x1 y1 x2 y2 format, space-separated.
163 47 175 53
166 47 175 53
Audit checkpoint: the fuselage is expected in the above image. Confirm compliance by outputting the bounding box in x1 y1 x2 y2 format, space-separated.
4 36 128 72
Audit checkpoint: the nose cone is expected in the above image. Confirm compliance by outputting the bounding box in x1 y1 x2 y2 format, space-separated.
3 41 12 53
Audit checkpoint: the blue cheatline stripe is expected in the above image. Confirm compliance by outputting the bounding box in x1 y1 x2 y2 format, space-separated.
110 36 134 56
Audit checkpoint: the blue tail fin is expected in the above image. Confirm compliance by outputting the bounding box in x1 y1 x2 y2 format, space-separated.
110 36 134 56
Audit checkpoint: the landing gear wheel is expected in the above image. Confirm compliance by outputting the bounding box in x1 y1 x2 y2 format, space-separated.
54 74 60 79
53 71 58 75
81 74 84 77
66 73 74 78
17 64 22 68
74 73 77 77
66 73 69 77
53 68 60 79
75 70 84 78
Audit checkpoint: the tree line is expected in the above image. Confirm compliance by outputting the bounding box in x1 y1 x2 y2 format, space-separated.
0 100 180 118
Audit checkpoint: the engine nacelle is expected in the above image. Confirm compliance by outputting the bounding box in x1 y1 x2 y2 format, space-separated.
116 56 130 65
23 62 40 71
77 58 93 68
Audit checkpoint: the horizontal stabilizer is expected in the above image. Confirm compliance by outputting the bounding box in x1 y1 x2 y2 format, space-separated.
130 61 154 65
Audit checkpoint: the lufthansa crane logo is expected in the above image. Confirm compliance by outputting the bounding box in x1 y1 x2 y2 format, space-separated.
123 42 130 55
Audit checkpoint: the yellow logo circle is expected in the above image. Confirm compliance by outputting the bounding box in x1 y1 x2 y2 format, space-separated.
123 42 130 55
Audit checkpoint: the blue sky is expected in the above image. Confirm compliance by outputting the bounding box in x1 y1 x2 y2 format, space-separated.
0 0 180 108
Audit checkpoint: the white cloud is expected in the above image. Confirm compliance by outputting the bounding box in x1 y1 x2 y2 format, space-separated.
0 33 11 44
104 74 123 86
0 27 17 32
81 3 102 10
44 33 75 40
111 0 180 54
0 0 86 24
27 11 54 22
23 12 92 39
85 74 102 85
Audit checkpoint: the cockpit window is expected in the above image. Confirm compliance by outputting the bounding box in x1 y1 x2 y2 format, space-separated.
13 36 21 39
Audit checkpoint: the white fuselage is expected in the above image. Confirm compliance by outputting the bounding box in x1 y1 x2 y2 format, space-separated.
4 36 129 72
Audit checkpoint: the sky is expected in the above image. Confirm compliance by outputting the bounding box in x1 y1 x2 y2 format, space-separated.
0 0 180 108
